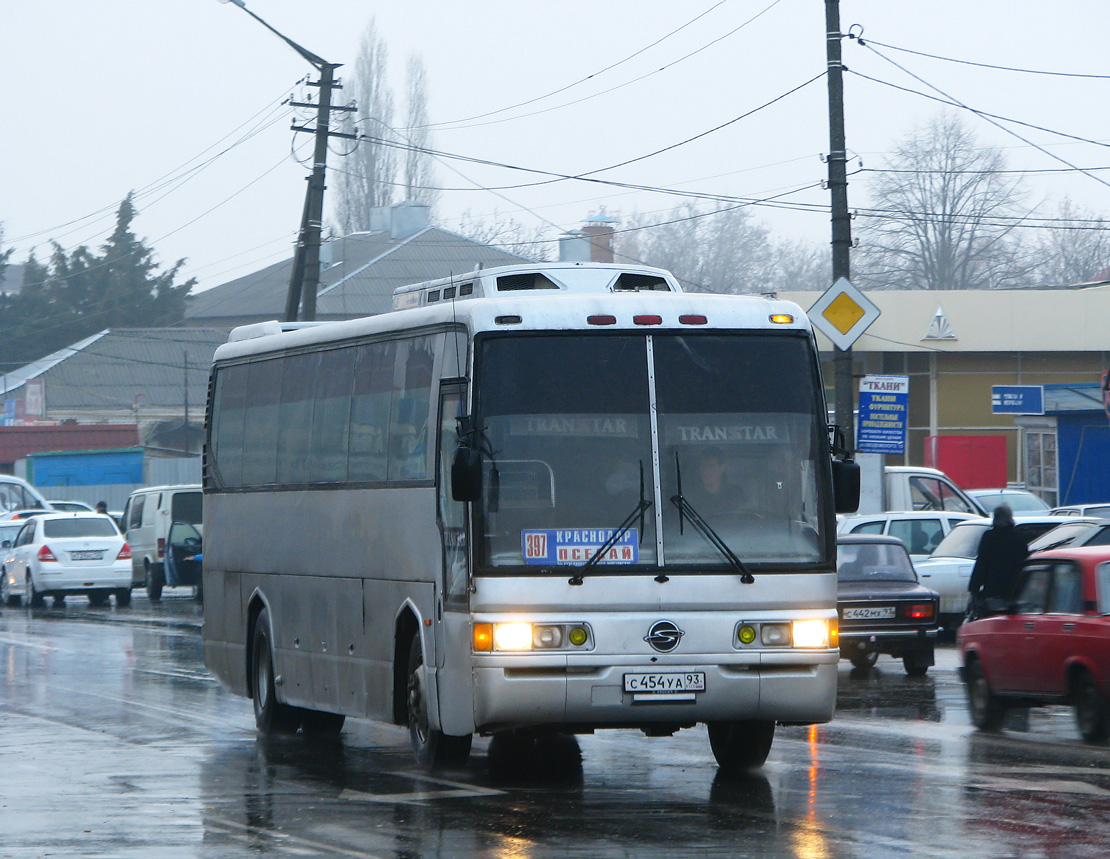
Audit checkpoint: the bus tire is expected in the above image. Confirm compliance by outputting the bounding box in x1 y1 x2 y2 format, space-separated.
406 636 471 771
251 608 301 735
707 720 775 773
145 561 163 602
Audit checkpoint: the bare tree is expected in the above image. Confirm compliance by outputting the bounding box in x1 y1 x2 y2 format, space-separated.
1029 199 1110 285
454 210 552 261
615 204 824 294
401 56 440 216
855 113 1033 290
333 20 396 234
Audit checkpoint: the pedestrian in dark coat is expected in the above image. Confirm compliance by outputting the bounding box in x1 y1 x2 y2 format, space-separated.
967 504 1029 617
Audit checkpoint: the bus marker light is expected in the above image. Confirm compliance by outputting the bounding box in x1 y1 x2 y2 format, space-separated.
737 625 757 645
473 623 494 652
493 622 533 651
830 619 839 648
792 619 830 648
587 315 616 325
633 315 662 325
761 623 790 646
679 315 707 325
495 315 522 325
568 626 589 646
769 314 795 324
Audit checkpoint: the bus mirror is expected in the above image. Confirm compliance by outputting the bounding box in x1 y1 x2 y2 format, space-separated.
452 447 482 502
832 459 860 513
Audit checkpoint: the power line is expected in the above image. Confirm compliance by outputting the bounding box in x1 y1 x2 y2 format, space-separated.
851 35 1110 81
425 0 784 131
848 40 1110 197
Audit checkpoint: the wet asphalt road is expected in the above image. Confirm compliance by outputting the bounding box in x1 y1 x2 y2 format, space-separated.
2 591 1109 858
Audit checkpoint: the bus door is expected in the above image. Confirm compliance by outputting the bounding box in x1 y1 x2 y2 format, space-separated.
433 384 476 735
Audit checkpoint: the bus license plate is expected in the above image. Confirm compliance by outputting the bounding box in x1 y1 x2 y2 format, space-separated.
624 672 705 694
843 606 895 619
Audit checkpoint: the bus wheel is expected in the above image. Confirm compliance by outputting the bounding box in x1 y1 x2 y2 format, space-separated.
145 562 163 601
251 608 301 735
406 636 471 771
707 720 775 773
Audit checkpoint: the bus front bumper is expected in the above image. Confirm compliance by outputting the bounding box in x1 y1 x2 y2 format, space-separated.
471 650 838 732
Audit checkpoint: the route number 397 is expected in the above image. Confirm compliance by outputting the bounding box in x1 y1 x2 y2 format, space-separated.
524 533 548 559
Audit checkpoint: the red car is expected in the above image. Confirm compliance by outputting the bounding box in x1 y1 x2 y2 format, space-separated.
957 546 1110 742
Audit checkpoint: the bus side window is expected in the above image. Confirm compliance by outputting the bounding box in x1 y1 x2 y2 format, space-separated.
389 336 435 481
349 341 395 482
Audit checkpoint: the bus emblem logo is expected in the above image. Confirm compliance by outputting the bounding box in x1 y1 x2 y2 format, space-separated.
644 621 684 653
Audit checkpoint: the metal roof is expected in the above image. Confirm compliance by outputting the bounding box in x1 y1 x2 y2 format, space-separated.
186 227 530 323
4 328 228 411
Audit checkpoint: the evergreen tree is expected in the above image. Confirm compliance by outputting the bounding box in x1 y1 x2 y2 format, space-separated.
0 194 195 369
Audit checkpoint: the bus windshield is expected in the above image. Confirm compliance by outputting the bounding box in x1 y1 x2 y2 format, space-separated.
475 333 827 573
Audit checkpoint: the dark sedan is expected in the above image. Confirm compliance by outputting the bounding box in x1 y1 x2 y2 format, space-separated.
837 534 940 676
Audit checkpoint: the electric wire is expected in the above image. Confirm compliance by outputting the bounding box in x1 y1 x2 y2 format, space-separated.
424 0 783 131
849 40 1110 197
852 36 1110 81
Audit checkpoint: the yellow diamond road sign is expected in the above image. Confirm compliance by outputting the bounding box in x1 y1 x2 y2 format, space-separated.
808 277 880 350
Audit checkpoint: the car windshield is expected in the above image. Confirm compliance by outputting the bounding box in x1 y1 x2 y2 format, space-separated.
1028 522 1096 551
972 491 1049 513
42 518 119 538
836 542 917 582
474 333 828 572
929 523 987 559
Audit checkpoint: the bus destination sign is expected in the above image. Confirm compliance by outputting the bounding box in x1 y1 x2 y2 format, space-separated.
522 528 639 565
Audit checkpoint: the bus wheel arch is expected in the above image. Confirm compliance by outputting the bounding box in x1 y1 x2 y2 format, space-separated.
393 609 420 725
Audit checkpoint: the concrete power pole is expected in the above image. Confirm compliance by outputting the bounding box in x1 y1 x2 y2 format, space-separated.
286 65 357 321
825 0 855 447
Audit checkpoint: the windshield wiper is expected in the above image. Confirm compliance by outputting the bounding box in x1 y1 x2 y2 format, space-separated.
569 461 651 586
672 452 755 584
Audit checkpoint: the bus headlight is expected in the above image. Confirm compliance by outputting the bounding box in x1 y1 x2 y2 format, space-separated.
792 619 831 648
474 622 593 652
493 622 533 651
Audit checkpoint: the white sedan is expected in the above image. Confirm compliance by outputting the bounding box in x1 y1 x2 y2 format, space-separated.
912 514 1092 631
1 513 132 607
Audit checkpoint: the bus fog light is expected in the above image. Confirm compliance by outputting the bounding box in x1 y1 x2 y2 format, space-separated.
493 622 533 651
533 625 563 648
792 619 830 648
568 626 589 647
761 624 790 646
737 625 757 645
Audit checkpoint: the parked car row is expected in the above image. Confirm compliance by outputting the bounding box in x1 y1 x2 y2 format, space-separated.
0 481 203 607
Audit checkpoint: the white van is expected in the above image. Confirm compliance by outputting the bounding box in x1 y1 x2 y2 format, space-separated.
0 475 51 514
121 485 203 600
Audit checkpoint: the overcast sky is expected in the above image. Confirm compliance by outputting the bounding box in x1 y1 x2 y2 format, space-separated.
3 1 1109 293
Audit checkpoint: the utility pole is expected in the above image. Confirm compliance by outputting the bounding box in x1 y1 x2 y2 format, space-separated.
825 0 855 447
287 65 356 321
218 0 356 322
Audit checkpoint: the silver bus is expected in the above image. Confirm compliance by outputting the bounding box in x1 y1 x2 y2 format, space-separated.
202 263 859 772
